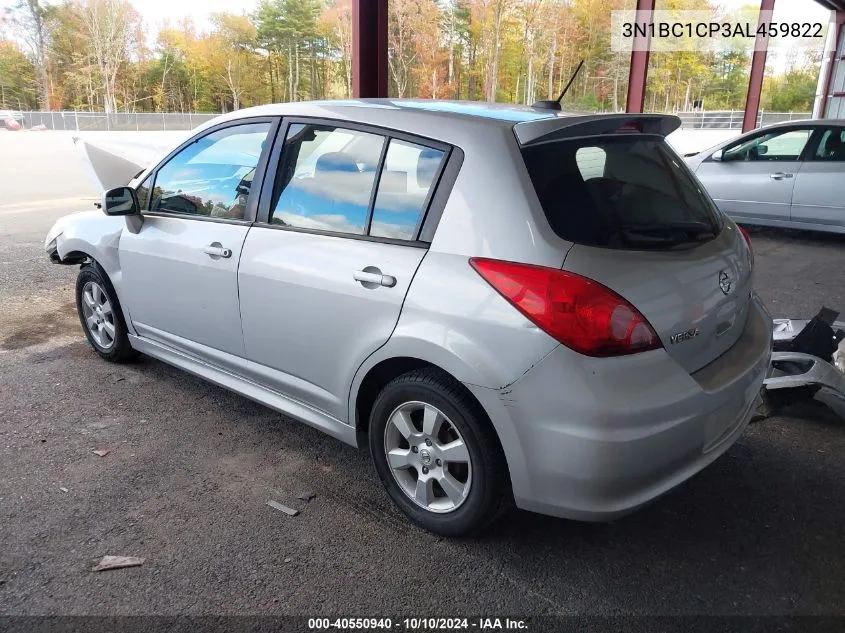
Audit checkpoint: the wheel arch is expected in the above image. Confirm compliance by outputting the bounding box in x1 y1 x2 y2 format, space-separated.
55 223 135 336
349 341 526 497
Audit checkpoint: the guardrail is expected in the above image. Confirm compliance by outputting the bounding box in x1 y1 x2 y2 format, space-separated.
674 110 811 129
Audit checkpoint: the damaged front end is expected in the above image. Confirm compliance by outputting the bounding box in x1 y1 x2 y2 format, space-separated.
761 308 845 420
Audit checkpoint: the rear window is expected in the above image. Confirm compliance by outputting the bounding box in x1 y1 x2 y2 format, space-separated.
522 135 723 250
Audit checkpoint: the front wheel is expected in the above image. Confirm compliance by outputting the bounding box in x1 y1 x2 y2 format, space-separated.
369 368 509 536
75 264 137 362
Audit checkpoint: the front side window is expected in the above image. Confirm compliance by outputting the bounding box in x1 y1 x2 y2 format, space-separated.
150 122 272 220
813 128 845 161
722 128 811 162
369 140 445 240
136 175 152 210
270 124 385 234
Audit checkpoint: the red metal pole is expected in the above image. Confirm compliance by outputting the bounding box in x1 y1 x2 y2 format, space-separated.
742 0 776 133
625 0 655 114
352 0 389 98
818 11 845 119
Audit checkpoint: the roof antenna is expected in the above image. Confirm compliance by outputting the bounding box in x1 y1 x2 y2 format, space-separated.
532 59 585 111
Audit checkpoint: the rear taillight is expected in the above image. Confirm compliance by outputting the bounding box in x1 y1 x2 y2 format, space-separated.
469 258 662 357
738 225 754 269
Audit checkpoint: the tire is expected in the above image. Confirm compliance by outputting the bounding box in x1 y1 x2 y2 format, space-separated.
75 263 137 362
369 367 510 536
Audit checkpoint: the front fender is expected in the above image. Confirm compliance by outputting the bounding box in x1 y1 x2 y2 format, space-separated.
46 210 135 334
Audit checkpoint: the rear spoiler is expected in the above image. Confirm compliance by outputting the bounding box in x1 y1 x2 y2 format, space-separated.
514 114 681 146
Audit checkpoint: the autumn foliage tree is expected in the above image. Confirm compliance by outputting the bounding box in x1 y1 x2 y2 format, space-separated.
0 0 825 114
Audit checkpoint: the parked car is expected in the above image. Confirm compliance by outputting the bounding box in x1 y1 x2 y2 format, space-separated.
0 110 24 130
45 100 772 535
686 119 845 234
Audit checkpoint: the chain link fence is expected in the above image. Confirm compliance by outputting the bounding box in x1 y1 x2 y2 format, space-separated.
10 109 812 132
15 111 219 131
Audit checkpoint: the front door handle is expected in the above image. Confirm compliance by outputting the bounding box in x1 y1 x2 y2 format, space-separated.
203 243 232 258
353 268 396 288
770 172 794 180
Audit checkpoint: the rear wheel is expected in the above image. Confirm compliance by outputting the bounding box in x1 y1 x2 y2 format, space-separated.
369 368 509 536
75 264 137 362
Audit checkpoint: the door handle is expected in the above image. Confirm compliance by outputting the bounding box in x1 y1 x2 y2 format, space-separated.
770 172 794 180
353 269 396 288
203 243 232 258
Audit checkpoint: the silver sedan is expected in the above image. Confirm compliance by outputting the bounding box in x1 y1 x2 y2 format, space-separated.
686 119 845 234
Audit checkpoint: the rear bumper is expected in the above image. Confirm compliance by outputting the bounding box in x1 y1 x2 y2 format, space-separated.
468 294 773 521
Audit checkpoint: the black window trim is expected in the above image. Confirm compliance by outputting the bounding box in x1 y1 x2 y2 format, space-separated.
805 125 845 162
140 116 281 226
255 116 457 245
712 124 820 164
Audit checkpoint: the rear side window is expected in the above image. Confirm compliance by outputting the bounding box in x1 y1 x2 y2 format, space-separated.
813 128 845 161
522 136 723 250
370 140 445 240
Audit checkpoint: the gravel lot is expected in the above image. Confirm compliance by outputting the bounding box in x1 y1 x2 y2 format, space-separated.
2 132 845 619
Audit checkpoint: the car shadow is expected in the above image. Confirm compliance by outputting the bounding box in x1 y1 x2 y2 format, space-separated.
740 223 845 246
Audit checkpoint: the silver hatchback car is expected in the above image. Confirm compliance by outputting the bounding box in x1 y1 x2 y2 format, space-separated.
45 100 772 535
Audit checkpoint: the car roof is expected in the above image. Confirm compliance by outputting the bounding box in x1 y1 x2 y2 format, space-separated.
755 118 845 129
205 99 681 146
218 99 569 126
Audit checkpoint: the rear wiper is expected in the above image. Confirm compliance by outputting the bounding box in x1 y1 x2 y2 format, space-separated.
617 222 716 248
620 221 715 237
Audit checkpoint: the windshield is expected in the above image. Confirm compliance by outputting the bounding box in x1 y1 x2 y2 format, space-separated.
521 135 723 250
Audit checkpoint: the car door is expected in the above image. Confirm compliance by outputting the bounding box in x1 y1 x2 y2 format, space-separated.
120 118 277 359
791 126 845 229
694 126 813 223
237 120 450 421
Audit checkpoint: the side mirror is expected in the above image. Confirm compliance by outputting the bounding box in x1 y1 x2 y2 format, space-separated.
757 144 769 155
711 149 723 161
103 186 139 216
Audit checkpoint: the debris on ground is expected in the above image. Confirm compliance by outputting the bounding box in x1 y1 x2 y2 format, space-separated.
284 557 292 563
763 307 845 421
59 487 68 493
92 449 110 457
297 491 316 502
91 555 145 572
267 500 299 516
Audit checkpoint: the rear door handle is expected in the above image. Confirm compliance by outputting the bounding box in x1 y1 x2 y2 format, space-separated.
203 243 232 258
770 172 794 180
353 269 396 288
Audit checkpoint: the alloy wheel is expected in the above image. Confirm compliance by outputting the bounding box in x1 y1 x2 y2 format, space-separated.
383 401 473 513
80 281 116 350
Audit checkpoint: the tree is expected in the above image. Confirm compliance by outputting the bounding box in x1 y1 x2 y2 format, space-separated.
0 40 37 108
209 13 260 110
79 0 141 113
321 0 352 97
255 0 320 102
5 0 51 108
